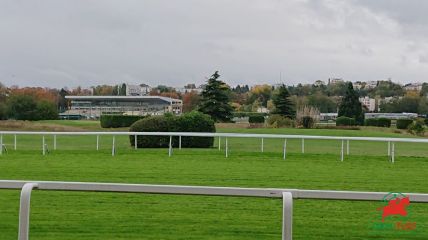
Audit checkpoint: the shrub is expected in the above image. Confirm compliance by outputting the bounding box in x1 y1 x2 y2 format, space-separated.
101 115 145 128
365 118 391 128
424 118 428 126
36 101 58 120
302 116 314 129
267 114 294 128
129 111 215 148
336 116 356 126
377 118 391 128
365 118 378 126
248 114 265 124
173 111 215 148
407 120 425 136
396 119 413 129
295 106 320 128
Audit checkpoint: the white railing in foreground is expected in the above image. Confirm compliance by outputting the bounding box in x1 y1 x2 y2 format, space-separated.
1 180 428 240
1 131 428 162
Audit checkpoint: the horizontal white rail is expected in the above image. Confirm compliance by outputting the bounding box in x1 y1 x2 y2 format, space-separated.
1 180 428 201
0 131 428 143
1 180 428 240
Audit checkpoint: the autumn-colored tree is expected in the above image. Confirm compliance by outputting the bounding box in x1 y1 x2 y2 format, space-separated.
182 91 201 112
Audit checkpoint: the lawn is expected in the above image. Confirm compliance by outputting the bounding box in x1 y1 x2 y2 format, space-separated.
0 122 427 239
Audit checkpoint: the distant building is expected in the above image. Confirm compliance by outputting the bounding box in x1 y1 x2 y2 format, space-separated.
365 113 418 120
319 113 338 121
65 96 182 118
352 81 364 90
365 81 378 89
256 107 269 113
177 83 204 94
404 83 423 92
329 78 345 85
359 96 376 112
126 84 151 96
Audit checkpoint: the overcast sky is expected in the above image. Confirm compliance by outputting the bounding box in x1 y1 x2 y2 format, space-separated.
1 0 428 89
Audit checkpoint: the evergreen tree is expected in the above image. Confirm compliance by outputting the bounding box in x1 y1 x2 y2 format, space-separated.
198 71 233 122
272 84 295 117
338 82 364 125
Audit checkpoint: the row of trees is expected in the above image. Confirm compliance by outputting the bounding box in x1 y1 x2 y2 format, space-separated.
199 73 364 126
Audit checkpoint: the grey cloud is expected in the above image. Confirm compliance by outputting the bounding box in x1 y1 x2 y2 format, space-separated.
1 0 428 89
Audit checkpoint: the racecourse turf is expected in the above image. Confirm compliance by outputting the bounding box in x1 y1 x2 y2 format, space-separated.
0 126 427 239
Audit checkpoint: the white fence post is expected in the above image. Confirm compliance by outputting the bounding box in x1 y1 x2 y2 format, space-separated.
387 141 391 156
225 137 228 158
53 135 57 150
42 136 46 156
391 142 395 163
168 136 172 157
346 140 349 155
282 192 293 240
111 136 115 156
18 183 38 240
301 139 305 154
134 135 138 150
218 137 221 151
261 138 264 153
341 140 344 162
96 135 99 151
179 136 182 150
283 139 287 160
14 134 17 150
0 134 3 155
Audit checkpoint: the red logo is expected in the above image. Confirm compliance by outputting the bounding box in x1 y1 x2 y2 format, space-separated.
377 196 410 222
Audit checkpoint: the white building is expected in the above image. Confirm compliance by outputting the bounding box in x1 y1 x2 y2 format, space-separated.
126 84 151 96
329 78 344 85
404 83 423 92
352 81 364 90
359 96 376 112
365 81 378 89
177 83 203 94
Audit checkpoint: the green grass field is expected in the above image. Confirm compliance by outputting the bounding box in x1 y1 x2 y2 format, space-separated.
0 122 427 239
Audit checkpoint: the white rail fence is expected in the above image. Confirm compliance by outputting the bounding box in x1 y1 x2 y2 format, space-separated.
0 180 428 240
1 131 428 162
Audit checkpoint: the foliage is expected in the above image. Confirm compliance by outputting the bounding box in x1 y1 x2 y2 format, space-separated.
36 101 58 120
336 116 356 126
272 84 295 118
396 119 414 129
338 82 364 125
249 84 272 107
198 71 234 122
307 93 337 113
248 114 265 124
296 105 320 128
365 118 391 128
407 119 425 136
182 91 201 113
267 114 294 128
129 111 215 148
100 115 145 128
7 95 38 120
0 102 7 120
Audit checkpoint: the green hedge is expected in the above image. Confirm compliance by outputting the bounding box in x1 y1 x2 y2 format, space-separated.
129 111 215 148
396 119 413 129
100 115 145 128
248 114 265 123
365 118 391 128
336 116 356 126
